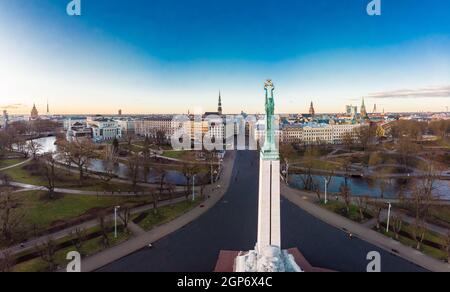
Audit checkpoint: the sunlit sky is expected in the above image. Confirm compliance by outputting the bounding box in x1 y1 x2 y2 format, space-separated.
0 0 449 115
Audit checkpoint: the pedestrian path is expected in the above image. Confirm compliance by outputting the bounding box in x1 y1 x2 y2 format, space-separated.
0 158 32 172
281 184 450 272
77 151 236 272
1 197 186 257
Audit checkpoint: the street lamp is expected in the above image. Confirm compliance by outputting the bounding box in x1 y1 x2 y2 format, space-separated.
192 174 197 202
386 202 392 233
114 206 121 238
324 178 328 204
285 160 289 185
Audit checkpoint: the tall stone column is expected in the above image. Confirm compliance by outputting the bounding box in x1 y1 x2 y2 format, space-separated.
257 157 281 252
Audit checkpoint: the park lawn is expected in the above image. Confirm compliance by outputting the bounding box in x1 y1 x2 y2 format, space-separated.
13 225 131 272
133 198 201 231
394 204 450 227
14 191 153 233
162 150 192 160
2 162 140 192
318 200 373 223
378 222 448 262
0 158 26 169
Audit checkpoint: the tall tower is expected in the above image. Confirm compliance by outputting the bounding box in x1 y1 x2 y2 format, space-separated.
46 100 50 115
257 79 281 252
218 91 223 115
31 103 39 120
2 110 8 129
232 80 302 272
360 98 368 119
309 102 315 116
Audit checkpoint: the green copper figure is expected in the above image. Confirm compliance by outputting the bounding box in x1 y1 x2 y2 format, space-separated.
262 79 279 160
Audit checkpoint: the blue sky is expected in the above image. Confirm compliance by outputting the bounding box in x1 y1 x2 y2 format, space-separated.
0 0 449 114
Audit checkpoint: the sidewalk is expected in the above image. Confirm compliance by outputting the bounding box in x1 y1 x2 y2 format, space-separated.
281 183 450 272
0 158 32 172
72 151 236 272
1 197 187 257
6 181 166 197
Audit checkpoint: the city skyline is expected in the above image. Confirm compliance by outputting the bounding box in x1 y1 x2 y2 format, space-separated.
1 0 450 114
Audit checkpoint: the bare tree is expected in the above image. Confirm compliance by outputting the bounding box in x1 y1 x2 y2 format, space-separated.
300 146 319 191
97 212 110 248
149 188 159 215
0 251 14 272
391 214 403 240
127 153 141 193
339 183 351 215
442 231 450 263
369 200 384 230
182 164 199 200
118 206 132 232
342 132 354 151
59 139 96 183
70 228 87 254
410 164 438 250
0 173 11 187
27 140 43 160
39 153 57 200
96 149 116 193
0 188 23 244
356 196 369 221
356 125 376 151
38 238 57 272
313 182 322 202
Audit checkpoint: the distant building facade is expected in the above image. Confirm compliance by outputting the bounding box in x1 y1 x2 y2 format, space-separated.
86 117 122 142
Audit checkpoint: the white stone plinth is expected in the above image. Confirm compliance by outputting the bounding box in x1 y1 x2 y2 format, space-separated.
235 246 303 272
257 157 281 252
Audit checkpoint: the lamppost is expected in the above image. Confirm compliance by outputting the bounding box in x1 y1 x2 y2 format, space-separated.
324 178 328 204
386 202 392 233
285 159 289 185
114 206 120 238
192 174 197 202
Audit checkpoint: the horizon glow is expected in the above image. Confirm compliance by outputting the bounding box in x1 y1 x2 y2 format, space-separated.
0 0 449 115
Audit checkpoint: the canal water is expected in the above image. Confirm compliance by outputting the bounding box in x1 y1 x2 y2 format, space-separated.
289 174 450 200
32 136 450 196
32 136 191 186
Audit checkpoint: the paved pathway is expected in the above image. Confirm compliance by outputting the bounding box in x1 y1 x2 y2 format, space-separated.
5 181 161 197
71 151 236 272
1 197 187 257
0 158 32 172
281 184 450 272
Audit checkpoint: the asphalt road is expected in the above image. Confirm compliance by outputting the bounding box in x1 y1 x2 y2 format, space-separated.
100 150 426 272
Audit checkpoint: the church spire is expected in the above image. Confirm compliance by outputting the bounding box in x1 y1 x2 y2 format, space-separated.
218 91 223 115
309 101 315 116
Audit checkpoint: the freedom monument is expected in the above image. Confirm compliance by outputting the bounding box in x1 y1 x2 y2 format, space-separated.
215 80 333 272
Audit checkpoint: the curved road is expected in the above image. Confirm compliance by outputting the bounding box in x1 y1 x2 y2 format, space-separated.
100 151 426 272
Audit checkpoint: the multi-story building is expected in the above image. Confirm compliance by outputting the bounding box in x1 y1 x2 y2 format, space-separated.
134 117 174 139
280 122 361 145
281 124 303 143
63 117 87 130
66 122 93 141
86 117 122 142
1 110 9 130
117 119 135 135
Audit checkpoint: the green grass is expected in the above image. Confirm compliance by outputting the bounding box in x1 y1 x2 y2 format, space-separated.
0 158 26 169
162 150 189 159
318 199 373 223
12 225 131 272
2 162 141 192
377 221 448 262
12 191 153 234
133 198 201 231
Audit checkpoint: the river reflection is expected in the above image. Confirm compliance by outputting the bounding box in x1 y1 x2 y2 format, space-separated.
32 136 193 186
289 174 450 200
